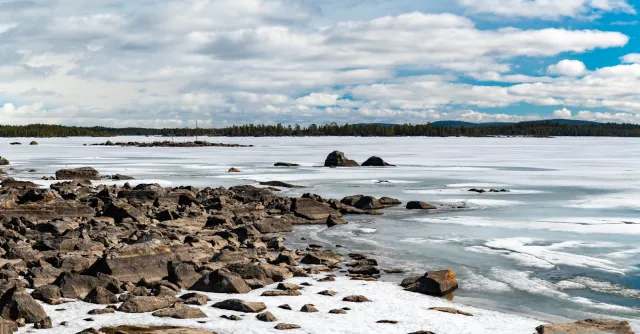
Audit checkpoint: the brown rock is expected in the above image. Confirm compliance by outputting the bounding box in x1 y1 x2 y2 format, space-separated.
192 269 251 294
88 241 175 283
401 270 458 297
55 167 100 180
97 326 216 334
536 318 634 334
324 151 359 167
342 295 370 302
292 198 338 221
275 323 301 330
152 304 207 319
212 299 266 313
0 285 49 324
300 304 318 312
118 296 174 313
84 287 118 304
301 250 344 266
429 307 473 316
256 311 277 322
261 290 302 297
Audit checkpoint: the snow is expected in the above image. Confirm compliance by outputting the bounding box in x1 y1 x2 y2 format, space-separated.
22 276 544 334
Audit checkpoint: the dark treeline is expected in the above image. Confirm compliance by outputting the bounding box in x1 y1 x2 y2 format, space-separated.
2 121 640 137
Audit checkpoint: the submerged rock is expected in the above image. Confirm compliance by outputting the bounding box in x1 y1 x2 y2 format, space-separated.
362 156 395 167
259 181 305 188
274 162 300 167
406 201 437 210
324 151 359 167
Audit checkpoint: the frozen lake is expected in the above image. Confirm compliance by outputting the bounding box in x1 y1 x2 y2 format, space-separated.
3 136 639 327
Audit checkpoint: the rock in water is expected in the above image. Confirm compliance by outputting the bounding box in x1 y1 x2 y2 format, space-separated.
274 162 300 167
536 318 634 334
228 167 241 173
55 167 100 180
30 141 39 145
0 157 8 165
291 198 338 220
259 181 305 188
324 151 360 167
401 270 459 296
87 241 176 283
212 299 267 313
0 284 50 325
361 156 395 167
406 201 437 210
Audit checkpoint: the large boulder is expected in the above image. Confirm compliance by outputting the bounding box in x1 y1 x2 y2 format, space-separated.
324 151 359 167
102 202 148 223
291 198 338 221
54 273 121 299
118 296 174 313
0 157 9 165
406 201 437 210
536 319 634 334
362 156 395 167
301 250 345 266
55 167 100 180
0 284 50 325
401 270 458 296
87 241 176 283
212 299 266 313
152 304 207 319
253 217 293 233
191 269 251 294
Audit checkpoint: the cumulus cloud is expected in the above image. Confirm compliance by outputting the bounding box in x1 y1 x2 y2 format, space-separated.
553 108 572 118
620 53 640 64
458 0 636 19
547 60 588 77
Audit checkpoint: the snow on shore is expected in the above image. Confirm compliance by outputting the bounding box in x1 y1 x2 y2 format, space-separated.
23 276 544 334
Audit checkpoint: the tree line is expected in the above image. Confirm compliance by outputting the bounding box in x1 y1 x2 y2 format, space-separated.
1 121 640 137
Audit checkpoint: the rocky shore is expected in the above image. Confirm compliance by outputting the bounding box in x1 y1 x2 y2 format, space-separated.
0 163 635 333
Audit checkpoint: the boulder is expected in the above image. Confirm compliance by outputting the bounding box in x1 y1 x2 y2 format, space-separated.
152 304 207 319
55 167 100 180
180 292 210 306
0 285 50 324
30 141 38 146
87 241 176 283
401 270 458 296
324 151 359 167
54 273 121 299
0 157 9 165
168 262 201 289
112 174 135 180
406 201 437 210
352 196 384 210
31 285 62 304
84 286 118 304
300 304 318 312
0 319 17 332
536 318 634 334
361 156 394 167
212 299 266 313
257 311 277 322
342 295 370 302
191 269 251 294
291 198 338 220
379 197 402 207
0 178 39 189
228 167 241 173
102 202 147 223
118 296 174 313
253 217 293 233
275 323 301 330
301 250 344 266
326 214 348 227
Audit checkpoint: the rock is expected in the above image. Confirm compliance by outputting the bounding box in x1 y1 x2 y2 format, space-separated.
401 270 459 296
254 217 293 233
84 287 118 304
34 316 53 329
300 304 318 312
318 290 337 296
261 290 301 297
329 309 346 314
259 181 304 188
152 304 207 319
31 285 62 304
0 199 94 220
9 142 21 145
168 262 201 289
54 273 121 300
228 168 241 173
325 151 359 167
0 178 39 189
278 304 292 310
274 162 300 167
88 241 175 282
0 318 18 332
536 318 634 334
291 198 338 220
30 141 38 146
277 283 303 291
212 299 266 313
55 167 100 180
348 265 380 275
96 326 217 334
118 296 174 313
326 214 348 227
0 285 50 324
429 307 473 316
221 315 242 321
379 197 402 207
256 311 277 322
88 307 115 315
102 202 147 223
0 157 8 165
301 250 344 266
180 292 210 306
342 295 370 302
406 201 437 210
192 269 251 294
112 174 135 180
377 320 398 324
275 323 301 330
362 156 394 167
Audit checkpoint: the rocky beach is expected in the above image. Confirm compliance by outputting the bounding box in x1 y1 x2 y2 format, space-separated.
0 137 638 334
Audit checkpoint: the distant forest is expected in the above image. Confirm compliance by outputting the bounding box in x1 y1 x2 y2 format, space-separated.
2 121 640 137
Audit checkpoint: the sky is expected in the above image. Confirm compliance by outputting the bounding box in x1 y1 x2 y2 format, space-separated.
0 0 640 127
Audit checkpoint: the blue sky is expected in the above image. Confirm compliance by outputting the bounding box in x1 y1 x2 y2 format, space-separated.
0 0 639 127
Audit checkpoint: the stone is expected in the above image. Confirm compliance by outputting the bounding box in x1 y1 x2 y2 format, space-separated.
401 270 459 297
362 156 395 167
253 217 293 233
0 318 18 332
277 283 303 291
536 318 634 334
191 269 251 294
429 307 473 316
31 285 62 304
326 214 347 227
88 308 115 315
324 151 359 167
256 311 277 322
54 273 121 300
300 304 318 312
259 181 304 188
278 304 292 310
168 262 201 289
118 296 174 313
30 141 39 145
221 315 242 321
88 241 175 283
406 201 437 210
152 304 207 319
348 265 380 276
96 326 216 334
84 287 118 304
261 290 301 297
342 295 370 302
329 309 346 314
275 323 301 330
0 157 9 165
55 167 100 180
318 290 337 296
0 285 49 324
180 293 211 306
212 299 266 313
377 320 398 324
379 197 402 207
301 250 344 266
274 162 300 167
291 198 338 221
102 202 147 223
228 168 241 173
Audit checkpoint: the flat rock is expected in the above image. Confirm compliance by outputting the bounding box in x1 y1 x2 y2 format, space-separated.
212 299 266 313
429 307 473 316
118 296 174 313
342 295 371 302
152 304 207 319
275 323 301 330
301 250 345 266
259 181 304 188
536 318 634 334
292 198 338 220
88 241 175 283
97 326 217 334
274 162 300 167
55 167 100 180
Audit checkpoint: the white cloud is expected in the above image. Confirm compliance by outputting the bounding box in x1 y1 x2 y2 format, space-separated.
547 60 588 77
620 53 640 64
553 108 572 118
458 0 636 19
